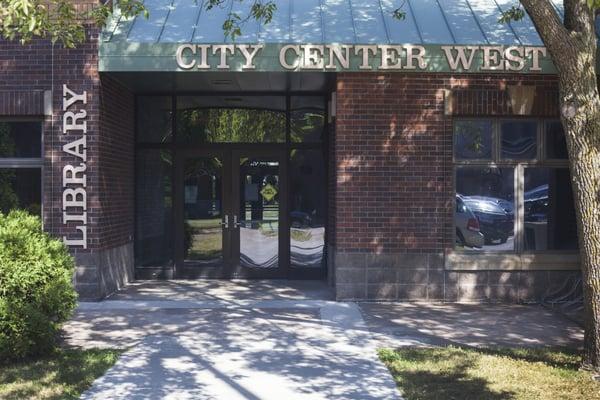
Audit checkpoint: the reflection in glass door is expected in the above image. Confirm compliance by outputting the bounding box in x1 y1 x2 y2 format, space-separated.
177 150 289 278
236 157 280 271
183 157 225 268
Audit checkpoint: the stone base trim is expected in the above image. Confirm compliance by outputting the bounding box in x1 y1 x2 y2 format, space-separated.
74 242 134 300
333 251 581 303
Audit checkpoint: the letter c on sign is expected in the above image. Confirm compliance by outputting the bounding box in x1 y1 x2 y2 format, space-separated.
176 44 196 70
280 45 301 70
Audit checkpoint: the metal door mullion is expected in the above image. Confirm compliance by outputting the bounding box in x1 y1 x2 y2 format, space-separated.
222 148 234 277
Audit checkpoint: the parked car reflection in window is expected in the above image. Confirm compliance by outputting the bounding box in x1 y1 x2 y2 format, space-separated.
455 195 484 249
455 167 515 251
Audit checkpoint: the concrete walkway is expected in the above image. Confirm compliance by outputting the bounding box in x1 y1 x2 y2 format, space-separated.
63 280 583 400
69 281 398 399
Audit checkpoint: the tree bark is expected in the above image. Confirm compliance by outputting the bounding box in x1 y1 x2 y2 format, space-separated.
559 70 600 370
520 0 600 369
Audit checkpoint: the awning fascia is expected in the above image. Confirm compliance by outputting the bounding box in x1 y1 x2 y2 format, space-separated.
99 43 557 74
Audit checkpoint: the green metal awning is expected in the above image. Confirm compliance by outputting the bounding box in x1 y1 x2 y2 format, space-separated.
99 0 561 74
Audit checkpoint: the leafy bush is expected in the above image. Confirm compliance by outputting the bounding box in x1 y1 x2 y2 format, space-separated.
0 210 77 361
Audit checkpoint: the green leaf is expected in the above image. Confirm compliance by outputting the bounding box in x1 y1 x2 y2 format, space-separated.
392 8 406 21
498 5 525 24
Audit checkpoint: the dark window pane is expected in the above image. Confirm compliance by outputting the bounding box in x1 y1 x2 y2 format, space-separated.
501 121 537 159
290 150 326 268
135 150 173 266
545 121 568 159
456 167 515 251
524 168 578 250
290 96 326 143
454 120 493 159
0 168 41 215
137 96 172 143
177 96 285 143
0 122 41 157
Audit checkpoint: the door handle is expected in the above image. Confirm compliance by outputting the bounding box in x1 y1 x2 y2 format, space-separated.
220 215 229 229
233 215 242 228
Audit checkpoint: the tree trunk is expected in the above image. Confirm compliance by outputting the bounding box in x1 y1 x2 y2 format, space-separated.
518 0 600 371
558 63 600 370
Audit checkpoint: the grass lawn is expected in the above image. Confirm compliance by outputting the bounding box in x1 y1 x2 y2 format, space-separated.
379 346 600 400
0 348 122 400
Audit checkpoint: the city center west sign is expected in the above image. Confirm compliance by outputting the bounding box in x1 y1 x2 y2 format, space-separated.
98 43 556 74
175 44 550 73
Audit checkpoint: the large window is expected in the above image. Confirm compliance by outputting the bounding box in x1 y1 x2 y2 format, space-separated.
135 94 328 271
0 121 42 215
454 119 577 253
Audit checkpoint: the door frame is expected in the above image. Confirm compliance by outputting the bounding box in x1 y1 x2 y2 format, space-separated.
229 147 289 279
134 92 331 281
174 145 290 279
174 147 232 278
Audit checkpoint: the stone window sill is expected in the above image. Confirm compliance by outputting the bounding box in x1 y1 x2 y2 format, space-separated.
445 251 580 271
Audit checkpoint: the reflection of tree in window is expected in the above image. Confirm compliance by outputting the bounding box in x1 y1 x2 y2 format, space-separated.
0 170 18 213
178 108 285 143
454 121 492 159
0 123 16 157
290 108 325 143
0 124 18 213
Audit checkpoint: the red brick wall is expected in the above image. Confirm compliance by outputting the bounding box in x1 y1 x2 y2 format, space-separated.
0 27 134 253
334 73 559 254
0 28 101 253
97 75 135 250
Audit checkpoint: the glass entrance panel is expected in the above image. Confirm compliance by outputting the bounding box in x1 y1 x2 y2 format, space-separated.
290 149 326 268
183 157 224 267
238 158 279 269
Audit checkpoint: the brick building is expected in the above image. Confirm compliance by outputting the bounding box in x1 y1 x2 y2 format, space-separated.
0 0 580 300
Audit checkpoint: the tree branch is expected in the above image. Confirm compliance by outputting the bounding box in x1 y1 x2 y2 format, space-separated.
519 0 574 71
563 0 595 37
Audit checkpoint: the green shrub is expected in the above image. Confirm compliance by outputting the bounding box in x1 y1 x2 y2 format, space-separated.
0 210 77 361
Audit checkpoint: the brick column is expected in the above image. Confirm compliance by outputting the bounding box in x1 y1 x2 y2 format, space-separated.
333 73 451 300
0 27 135 299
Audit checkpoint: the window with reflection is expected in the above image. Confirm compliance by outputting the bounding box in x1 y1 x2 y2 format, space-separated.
0 168 41 215
501 121 537 159
290 96 326 143
454 120 493 160
0 121 41 157
134 95 328 271
545 121 569 159
239 158 280 269
137 96 172 143
135 150 173 266
454 119 578 254
183 157 223 266
524 168 578 250
0 121 42 216
177 96 285 143
456 167 515 250
290 150 326 268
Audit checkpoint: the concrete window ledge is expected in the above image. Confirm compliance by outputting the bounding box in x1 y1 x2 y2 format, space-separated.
445 252 580 271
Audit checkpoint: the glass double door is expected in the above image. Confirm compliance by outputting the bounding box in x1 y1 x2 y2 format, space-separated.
176 148 286 278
